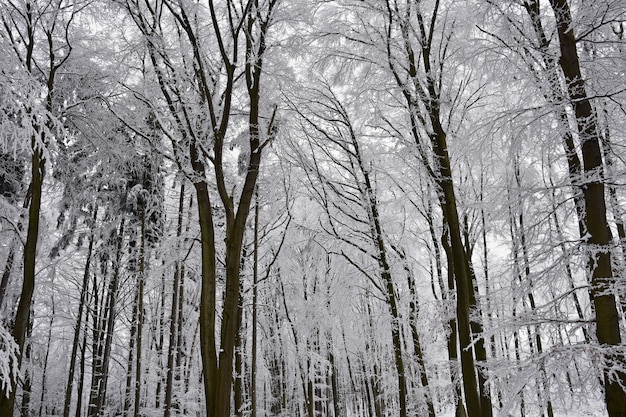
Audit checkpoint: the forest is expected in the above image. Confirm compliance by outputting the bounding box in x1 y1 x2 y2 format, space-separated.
0 0 625 416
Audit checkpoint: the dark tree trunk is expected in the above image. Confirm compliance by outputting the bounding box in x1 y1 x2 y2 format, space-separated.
88 217 125 417
64 209 97 417
0 145 45 416
134 208 146 417
164 183 185 417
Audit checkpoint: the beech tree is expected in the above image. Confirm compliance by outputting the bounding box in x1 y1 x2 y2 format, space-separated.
480 1 626 415
0 0 88 414
121 0 281 414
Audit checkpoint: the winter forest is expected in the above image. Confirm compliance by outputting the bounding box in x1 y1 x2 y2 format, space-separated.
1 0 626 416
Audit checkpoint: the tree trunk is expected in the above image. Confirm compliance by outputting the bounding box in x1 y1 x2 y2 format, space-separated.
39 299 55 417
88 217 125 417
76 314 89 417
251 196 259 417
0 144 45 416
193 175 218 417
164 183 185 417
64 208 97 417
402 254 435 417
134 208 146 417
442 232 468 417
123 282 138 416
234 288 245 417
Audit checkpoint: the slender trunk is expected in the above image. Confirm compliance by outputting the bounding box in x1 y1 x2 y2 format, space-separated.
509 166 554 416
234 288 245 417
549 182 590 342
155 268 167 410
64 208 97 417
164 183 185 417
174 194 193 413
266 303 282 416
513 324 526 417
123 285 138 416
251 195 259 417
328 347 340 417
549 1 626 415
88 217 125 417
307 350 315 417
134 208 146 417
404 258 435 417
0 238 18 309
39 299 55 417
76 313 88 417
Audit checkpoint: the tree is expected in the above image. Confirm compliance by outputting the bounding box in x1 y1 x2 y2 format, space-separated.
122 0 281 414
549 1 626 415
0 1 84 413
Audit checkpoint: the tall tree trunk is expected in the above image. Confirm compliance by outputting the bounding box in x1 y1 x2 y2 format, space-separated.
134 208 146 417
88 217 125 417
442 232 468 417
192 170 218 416
64 208 97 417
76 312 89 417
154 267 167 410
234 288 245 417
251 193 259 417
549 1 626 415
39 298 55 417
0 144 45 416
401 252 435 417
164 183 186 417
123 282 138 416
